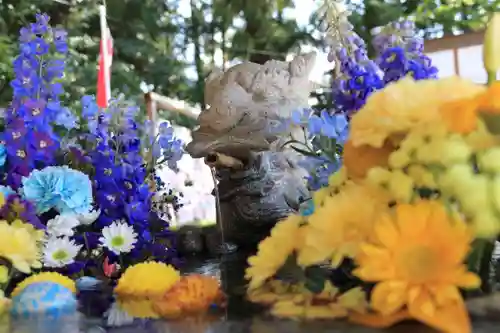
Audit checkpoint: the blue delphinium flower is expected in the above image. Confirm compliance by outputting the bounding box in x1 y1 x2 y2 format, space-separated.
22 166 93 215
2 13 68 189
373 20 438 84
76 95 182 265
329 29 384 115
0 193 44 229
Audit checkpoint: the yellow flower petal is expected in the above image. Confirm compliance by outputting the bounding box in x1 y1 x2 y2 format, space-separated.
370 281 407 315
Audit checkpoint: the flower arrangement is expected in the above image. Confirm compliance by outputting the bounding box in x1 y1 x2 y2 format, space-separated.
0 13 223 324
284 2 437 191
246 4 500 333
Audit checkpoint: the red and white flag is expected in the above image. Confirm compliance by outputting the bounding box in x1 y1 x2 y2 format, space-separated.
96 5 113 108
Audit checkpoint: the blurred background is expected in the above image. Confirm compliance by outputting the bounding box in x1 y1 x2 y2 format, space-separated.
0 0 499 226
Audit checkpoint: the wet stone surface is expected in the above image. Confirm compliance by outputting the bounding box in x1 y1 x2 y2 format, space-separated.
3 253 500 332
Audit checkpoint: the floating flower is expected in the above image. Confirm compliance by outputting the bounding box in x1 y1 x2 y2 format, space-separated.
245 214 305 290
248 280 367 320
46 214 80 237
11 272 76 297
22 166 93 215
298 182 390 267
99 221 138 255
349 77 485 149
42 237 82 268
0 221 41 273
153 275 224 319
353 201 479 333
115 262 181 318
115 262 181 298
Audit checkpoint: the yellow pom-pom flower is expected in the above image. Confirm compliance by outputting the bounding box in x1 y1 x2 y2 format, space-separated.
354 201 479 333
0 221 41 273
386 170 414 203
245 215 304 290
115 262 181 319
115 262 180 298
12 272 76 297
477 147 500 173
406 165 437 188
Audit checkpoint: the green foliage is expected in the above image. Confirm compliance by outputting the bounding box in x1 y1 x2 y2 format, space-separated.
1 0 496 125
0 0 191 117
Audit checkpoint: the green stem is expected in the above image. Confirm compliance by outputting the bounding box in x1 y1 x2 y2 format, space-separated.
83 232 90 258
4 268 16 293
478 240 496 293
487 71 497 85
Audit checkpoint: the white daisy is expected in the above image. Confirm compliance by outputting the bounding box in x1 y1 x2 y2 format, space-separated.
99 221 137 254
76 208 101 225
46 214 80 237
105 301 134 327
43 237 82 268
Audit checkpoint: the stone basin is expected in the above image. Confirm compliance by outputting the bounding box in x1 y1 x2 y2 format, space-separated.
2 253 499 333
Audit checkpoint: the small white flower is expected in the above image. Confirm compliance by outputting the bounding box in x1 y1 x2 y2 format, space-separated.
99 221 137 254
46 214 80 237
43 237 82 268
77 208 101 225
105 301 134 327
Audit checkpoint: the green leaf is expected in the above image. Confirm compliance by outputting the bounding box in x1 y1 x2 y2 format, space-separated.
291 145 320 157
304 265 328 294
480 113 500 135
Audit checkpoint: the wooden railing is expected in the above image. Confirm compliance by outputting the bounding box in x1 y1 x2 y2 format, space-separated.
144 92 201 126
424 31 484 76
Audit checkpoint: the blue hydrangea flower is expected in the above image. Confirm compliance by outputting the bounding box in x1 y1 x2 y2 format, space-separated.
22 166 93 214
0 185 15 199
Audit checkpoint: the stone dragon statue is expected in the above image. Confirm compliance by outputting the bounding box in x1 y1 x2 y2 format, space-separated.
186 52 317 248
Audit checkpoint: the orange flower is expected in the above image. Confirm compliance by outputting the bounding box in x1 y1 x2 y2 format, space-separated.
440 97 480 134
477 81 500 113
153 275 224 319
440 82 500 134
343 139 395 180
353 201 479 333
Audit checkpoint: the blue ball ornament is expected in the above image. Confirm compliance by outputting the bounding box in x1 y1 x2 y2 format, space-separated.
11 282 77 318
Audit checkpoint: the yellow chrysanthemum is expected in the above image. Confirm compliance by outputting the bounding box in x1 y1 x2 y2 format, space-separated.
11 272 76 297
350 76 485 148
10 219 45 242
0 221 41 273
245 215 304 290
298 182 390 267
354 201 479 333
342 139 394 180
115 262 180 298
